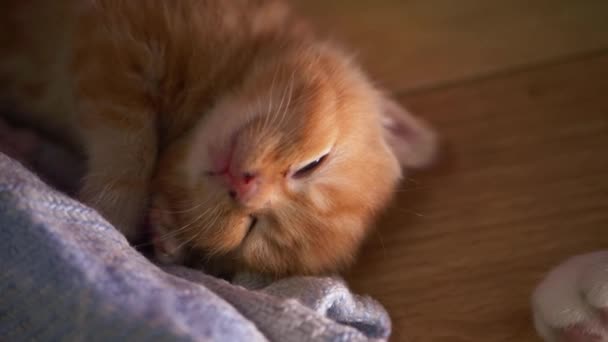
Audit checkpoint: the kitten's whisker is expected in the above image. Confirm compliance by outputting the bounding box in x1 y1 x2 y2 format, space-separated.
189 207 224 251
89 177 119 207
270 69 292 132
404 177 420 185
153 209 212 243
157 198 210 214
267 67 279 115
276 70 296 132
258 66 280 136
152 211 211 241
153 194 214 218
393 186 430 193
245 99 262 143
152 223 202 245
84 168 133 207
174 229 201 251
279 83 318 138
241 99 256 142
267 82 284 133
395 208 427 218
177 204 222 251
375 230 388 261
156 204 214 241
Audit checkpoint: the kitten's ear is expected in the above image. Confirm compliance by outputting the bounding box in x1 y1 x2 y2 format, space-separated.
379 95 438 168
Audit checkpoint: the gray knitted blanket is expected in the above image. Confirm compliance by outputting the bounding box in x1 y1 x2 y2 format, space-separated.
0 152 391 341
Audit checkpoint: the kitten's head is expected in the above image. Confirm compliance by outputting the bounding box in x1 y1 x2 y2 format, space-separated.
151 44 437 276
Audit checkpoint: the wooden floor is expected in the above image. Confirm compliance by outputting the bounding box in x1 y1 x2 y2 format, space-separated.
293 1 608 341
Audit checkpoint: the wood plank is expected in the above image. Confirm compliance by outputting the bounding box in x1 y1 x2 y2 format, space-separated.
345 53 608 341
292 0 608 92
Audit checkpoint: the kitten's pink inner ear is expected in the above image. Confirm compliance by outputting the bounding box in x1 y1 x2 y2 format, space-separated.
380 96 438 169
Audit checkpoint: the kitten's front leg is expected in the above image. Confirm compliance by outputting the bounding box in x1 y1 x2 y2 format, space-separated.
78 103 157 240
533 251 608 342
70 4 162 240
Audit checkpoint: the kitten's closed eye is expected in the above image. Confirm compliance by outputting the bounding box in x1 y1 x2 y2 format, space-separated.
292 153 328 179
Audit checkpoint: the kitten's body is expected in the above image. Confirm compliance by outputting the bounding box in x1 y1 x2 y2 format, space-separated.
0 1 78 146
0 0 437 276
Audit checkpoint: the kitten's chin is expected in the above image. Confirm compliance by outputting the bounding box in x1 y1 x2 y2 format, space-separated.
144 193 245 276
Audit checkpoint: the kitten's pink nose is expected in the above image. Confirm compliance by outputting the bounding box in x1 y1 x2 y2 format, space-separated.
225 171 259 204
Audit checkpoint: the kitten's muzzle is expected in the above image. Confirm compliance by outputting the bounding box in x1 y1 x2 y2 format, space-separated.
225 170 260 205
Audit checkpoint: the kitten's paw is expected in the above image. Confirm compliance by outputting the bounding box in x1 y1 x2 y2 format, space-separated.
148 197 185 264
533 251 608 342
79 179 146 241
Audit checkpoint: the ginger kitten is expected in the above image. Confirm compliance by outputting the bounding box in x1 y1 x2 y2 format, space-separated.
0 0 437 276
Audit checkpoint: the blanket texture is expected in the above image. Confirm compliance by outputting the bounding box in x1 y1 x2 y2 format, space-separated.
0 152 391 341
